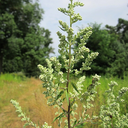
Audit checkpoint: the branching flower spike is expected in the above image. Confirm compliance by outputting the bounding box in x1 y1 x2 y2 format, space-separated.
38 0 100 128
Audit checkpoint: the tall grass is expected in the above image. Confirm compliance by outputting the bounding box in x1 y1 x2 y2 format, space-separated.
0 72 25 86
0 73 25 108
0 73 128 128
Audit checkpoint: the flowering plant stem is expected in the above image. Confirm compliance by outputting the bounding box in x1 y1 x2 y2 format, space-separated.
38 0 100 128
38 0 100 127
67 3 72 128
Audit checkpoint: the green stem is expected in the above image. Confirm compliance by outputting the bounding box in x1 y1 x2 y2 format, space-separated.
67 1 73 128
67 43 71 128
67 0 72 92
68 98 71 128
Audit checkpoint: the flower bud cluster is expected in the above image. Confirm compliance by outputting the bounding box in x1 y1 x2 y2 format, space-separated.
63 56 75 73
74 46 90 62
82 52 99 70
119 87 128 96
38 63 53 82
75 27 92 40
58 8 69 16
67 27 74 41
75 52 99 75
92 74 101 86
50 57 62 72
108 81 118 90
59 20 69 32
80 31 92 44
70 76 85 99
71 13 82 24
38 58 66 107
42 122 52 128
72 1 84 7
73 27 93 64
57 22 74 54
57 32 68 55
58 1 84 24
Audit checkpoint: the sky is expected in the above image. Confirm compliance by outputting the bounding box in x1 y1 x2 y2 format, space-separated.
37 0 128 57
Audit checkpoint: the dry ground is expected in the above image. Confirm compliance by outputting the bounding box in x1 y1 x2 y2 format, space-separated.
0 78 58 128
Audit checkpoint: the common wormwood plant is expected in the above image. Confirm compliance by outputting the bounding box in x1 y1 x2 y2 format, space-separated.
37 0 100 127
10 0 128 128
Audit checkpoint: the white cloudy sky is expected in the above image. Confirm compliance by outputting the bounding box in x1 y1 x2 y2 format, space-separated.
37 0 128 57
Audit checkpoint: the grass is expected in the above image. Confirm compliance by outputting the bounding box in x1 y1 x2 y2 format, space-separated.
0 73 128 128
0 73 57 128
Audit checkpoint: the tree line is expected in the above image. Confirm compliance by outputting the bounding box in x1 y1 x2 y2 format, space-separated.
0 0 54 77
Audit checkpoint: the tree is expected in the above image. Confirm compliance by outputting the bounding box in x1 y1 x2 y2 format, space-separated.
106 18 128 78
0 0 54 76
21 27 54 76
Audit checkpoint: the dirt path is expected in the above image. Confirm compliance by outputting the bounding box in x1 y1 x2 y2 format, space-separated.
0 78 57 128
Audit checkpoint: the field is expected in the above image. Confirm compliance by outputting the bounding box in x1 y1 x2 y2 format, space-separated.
0 73 128 128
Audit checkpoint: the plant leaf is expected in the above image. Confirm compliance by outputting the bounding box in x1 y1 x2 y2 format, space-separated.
66 91 69 105
70 99 75 108
73 119 77 127
56 91 64 100
52 113 64 123
71 82 79 93
23 123 30 128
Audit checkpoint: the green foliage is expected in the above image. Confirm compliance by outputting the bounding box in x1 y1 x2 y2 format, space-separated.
0 0 54 76
107 40 127 79
106 19 128 79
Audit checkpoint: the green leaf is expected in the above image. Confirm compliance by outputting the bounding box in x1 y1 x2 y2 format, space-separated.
56 91 64 100
23 123 30 128
52 113 64 123
70 99 75 107
71 82 79 93
59 26 65 31
73 119 77 127
62 97 66 101
66 91 69 105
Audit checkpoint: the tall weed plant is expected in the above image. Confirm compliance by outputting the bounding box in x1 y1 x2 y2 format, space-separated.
11 0 128 128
